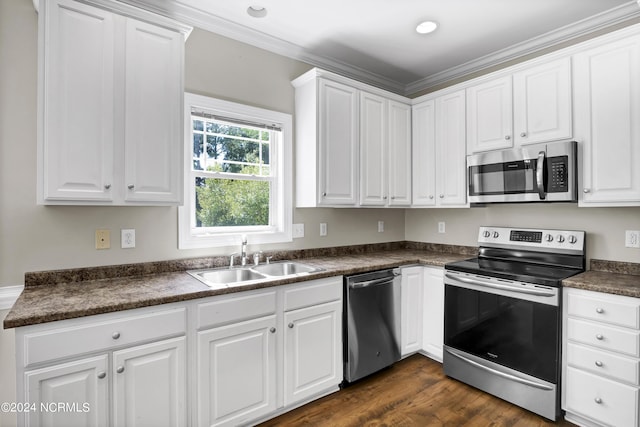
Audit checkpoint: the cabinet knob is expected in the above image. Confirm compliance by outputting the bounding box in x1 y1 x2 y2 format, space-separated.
594 397 603 404
97 372 106 379
504 135 511 140
583 188 590 193
116 366 125 374
520 132 527 137
288 323 294 329
269 327 276 333
112 332 120 340
439 194 444 199
128 184 135 190
429 195 434 199
595 360 603 367
391 196 395 200
596 307 604 314
322 192 327 197
383 196 388 200
596 334 604 341
104 184 111 190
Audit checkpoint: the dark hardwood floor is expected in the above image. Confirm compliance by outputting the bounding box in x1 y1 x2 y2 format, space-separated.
259 355 576 427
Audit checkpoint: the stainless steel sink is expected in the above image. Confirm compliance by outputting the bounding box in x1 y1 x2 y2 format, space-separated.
187 261 324 288
252 261 320 277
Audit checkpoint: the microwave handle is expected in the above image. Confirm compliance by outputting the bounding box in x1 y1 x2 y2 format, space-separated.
536 151 546 200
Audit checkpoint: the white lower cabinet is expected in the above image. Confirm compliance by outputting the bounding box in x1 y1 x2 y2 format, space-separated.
17 306 187 427
563 287 640 427
400 266 424 356
421 267 444 362
196 277 343 427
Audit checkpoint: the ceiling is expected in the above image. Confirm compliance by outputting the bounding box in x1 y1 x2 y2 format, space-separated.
122 0 640 95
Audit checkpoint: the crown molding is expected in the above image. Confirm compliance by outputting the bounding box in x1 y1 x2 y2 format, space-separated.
117 0 640 96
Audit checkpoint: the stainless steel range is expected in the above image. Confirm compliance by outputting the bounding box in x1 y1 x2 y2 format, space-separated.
443 226 586 421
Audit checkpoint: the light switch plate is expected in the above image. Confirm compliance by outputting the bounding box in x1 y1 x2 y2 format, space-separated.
378 221 384 233
320 223 328 237
438 222 446 233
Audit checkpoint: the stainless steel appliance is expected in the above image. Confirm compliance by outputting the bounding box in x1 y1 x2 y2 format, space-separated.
343 269 401 383
444 226 586 420
467 140 577 205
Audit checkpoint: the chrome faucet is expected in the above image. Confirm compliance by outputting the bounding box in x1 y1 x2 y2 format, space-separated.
240 235 248 266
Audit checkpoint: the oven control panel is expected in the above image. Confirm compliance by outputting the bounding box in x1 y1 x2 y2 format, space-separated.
478 226 585 253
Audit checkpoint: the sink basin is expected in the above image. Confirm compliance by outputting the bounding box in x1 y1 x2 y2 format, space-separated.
187 261 323 288
252 261 321 277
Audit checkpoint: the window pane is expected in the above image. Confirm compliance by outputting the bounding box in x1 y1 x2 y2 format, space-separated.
193 120 204 131
193 133 204 171
195 177 269 227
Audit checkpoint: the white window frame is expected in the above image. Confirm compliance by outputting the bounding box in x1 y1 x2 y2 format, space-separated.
179 93 292 249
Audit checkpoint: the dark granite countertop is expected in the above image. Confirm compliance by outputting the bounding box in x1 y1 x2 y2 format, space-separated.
4 243 474 329
562 259 640 298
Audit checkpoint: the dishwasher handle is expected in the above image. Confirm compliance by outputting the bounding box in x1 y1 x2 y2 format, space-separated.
348 274 398 289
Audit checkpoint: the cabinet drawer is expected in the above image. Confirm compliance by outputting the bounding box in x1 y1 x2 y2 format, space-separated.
567 289 640 330
197 290 277 329
567 342 640 386
283 277 342 312
567 318 640 357
565 367 639 427
23 307 186 367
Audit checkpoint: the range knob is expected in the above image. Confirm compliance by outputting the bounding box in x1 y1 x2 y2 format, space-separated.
483 230 491 238
493 231 500 238
556 235 565 243
545 234 554 242
568 235 578 244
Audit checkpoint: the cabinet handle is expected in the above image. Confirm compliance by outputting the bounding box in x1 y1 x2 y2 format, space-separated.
269 327 276 333
595 360 603 367
594 397 603 404
104 184 111 190
112 332 120 340
116 366 125 374
504 135 511 140
583 188 590 193
97 372 106 379
596 307 604 314
596 334 604 340
127 184 135 190
520 132 527 137
288 323 294 329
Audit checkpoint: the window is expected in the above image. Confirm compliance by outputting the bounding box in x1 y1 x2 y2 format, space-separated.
179 93 292 249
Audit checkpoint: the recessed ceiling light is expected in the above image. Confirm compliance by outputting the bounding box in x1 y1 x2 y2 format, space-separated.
247 5 268 18
416 21 438 34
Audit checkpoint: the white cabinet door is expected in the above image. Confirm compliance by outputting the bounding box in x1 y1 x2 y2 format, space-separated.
284 301 342 406
359 91 387 206
422 267 444 362
123 18 183 204
574 35 640 206
513 57 572 145
436 90 468 206
197 316 277 427
25 355 109 427
112 337 186 427
40 0 115 202
401 266 423 356
387 101 412 206
318 79 359 206
466 76 513 153
412 100 436 206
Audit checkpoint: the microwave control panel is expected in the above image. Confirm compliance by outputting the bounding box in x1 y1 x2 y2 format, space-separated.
548 156 568 193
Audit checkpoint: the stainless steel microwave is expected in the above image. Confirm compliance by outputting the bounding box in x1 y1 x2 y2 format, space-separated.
467 140 577 205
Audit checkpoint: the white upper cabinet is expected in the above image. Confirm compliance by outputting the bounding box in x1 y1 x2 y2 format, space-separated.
466 57 572 154
512 57 572 145
466 76 513 153
412 90 467 208
360 91 387 206
387 101 412 206
37 0 190 205
573 33 640 206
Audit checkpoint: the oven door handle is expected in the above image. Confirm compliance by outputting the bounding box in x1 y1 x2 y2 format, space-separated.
445 273 556 297
445 347 554 391
536 150 546 200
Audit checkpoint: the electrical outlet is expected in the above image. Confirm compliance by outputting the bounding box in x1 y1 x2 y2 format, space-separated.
438 222 446 233
625 230 640 248
121 229 135 249
95 229 110 250
378 221 384 233
293 223 305 238
320 223 328 237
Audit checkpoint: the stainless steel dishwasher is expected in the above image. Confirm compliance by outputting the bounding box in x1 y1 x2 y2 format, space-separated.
343 268 401 383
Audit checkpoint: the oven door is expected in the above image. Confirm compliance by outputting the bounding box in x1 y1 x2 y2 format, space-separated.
443 271 560 383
